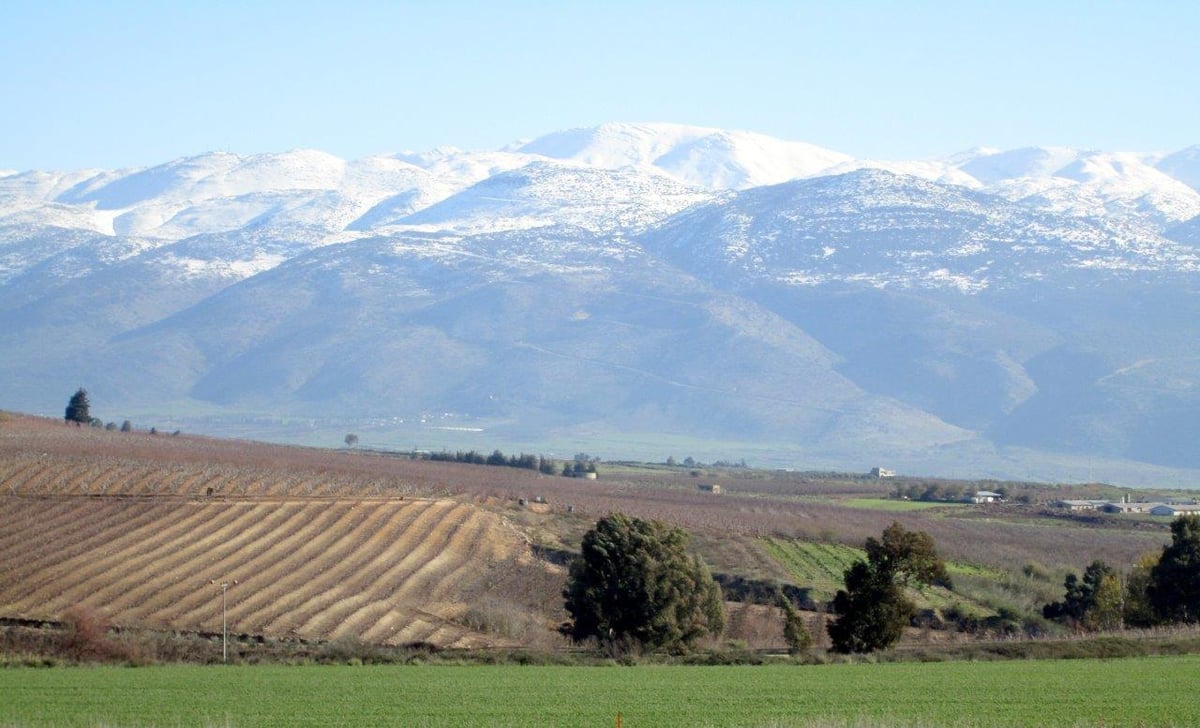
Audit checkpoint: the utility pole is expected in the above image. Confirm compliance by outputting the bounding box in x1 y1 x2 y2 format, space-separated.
221 582 229 663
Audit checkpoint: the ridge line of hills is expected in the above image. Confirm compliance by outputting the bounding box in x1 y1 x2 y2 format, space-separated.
4 122 1200 486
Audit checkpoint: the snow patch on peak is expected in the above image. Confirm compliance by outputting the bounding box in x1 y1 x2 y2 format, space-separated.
391 146 466 167
518 122 851 190
957 146 1081 185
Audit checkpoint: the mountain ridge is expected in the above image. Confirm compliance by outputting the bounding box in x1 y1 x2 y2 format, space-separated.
3 122 1200 485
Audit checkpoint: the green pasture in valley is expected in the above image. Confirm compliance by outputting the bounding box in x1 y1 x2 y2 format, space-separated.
841 497 962 512
761 538 865 599
2 656 1198 727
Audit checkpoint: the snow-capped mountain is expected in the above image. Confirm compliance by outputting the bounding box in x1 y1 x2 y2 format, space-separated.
4 122 1200 484
518 122 852 190
953 147 1200 229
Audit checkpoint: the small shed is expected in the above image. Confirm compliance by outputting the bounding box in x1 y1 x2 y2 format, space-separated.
698 484 722 494
968 490 1004 504
1055 499 1110 511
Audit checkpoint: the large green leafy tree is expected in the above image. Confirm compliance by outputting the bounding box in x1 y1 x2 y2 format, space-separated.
64 388 90 424
563 513 725 652
1148 514 1200 623
828 522 949 653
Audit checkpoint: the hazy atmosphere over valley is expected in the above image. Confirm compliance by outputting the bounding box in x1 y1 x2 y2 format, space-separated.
3 2 1199 486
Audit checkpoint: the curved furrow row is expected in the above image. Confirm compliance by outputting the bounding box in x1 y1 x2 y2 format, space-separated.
215 502 369 631
56 461 95 495
57 463 94 494
141 503 355 628
259 474 289 498
19 461 66 495
265 501 456 638
234 503 403 642
87 462 133 495
182 501 384 633
310 504 481 641
422 513 501 604
289 475 326 498
157 502 330 626
113 503 312 622
164 466 199 495
0 497 80 554
285 501 463 638
246 503 451 633
170 469 207 497
390 507 493 604
27 503 272 617
118 464 166 495
379 614 441 642
0 458 42 493
192 470 232 498
6 502 247 616
258 500 437 631
426 513 516 603
0 500 153 578
0 501 179 589
62 502 282 613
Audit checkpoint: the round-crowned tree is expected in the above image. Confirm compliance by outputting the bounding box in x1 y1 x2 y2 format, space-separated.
828 522 949 653
562 513 725 652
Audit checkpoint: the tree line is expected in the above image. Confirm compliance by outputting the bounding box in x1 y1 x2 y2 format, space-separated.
63 388 173 435
426 449 598 477
562 513 1200 656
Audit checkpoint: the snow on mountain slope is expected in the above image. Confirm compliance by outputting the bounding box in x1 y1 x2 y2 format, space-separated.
517 122 851 189
1158 145 1200 191
956 146 1082 184
951 148 1200 229
390 161 713 235
823 158 983 188
643 169 1199 292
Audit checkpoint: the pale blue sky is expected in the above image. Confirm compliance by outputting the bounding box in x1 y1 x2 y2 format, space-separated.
2 1 1197 170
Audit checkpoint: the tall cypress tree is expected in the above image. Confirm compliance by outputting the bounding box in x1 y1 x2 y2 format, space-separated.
64 388 91 424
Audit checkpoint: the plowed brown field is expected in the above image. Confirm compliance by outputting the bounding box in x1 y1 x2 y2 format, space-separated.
0 415 565 648
0 496 559 648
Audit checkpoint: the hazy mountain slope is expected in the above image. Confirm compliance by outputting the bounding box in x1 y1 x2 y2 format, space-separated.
94 230 970 456
1158 145 1200 191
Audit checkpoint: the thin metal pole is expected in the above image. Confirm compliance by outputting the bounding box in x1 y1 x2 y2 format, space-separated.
221 582 228 663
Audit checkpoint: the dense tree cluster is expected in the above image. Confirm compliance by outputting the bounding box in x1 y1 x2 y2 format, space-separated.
428 449 561 475
562 513 724 652
1147 514 1200 623
1043 515 1200 631
828 522 949 653
1042 560 1123 631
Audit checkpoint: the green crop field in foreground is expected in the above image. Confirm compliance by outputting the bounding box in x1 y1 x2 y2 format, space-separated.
2 656 1199 727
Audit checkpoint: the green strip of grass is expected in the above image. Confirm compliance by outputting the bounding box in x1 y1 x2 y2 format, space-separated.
841 497 963 512
1 657 1198 726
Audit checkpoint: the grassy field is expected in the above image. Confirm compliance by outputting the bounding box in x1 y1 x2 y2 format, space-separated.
2 657 1198 727
841 497 962 512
